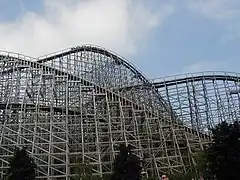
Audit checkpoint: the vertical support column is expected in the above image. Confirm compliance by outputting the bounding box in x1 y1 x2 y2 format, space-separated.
66 77 70 180
105 92 117 170
93 89 103 176
142 105 160 178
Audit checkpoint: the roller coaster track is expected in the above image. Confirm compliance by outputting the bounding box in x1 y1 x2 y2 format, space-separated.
117 74 240 90
1 46 169 110
117 73 240 132
0 52 210 141
0 103 80 115
0 55 145 114
1 46 148 83
38 46 149 84
114 72 240 140
0 47 216 178
152 74 240 88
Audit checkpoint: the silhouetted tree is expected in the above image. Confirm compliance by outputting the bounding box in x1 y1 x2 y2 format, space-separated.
194 150 211 179
6 147 36 180
111 144 142 180
168 165 199 180
206 121 240 180
74 158 102 180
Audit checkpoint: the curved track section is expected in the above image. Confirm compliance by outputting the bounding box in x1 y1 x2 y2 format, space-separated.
37 45 170 113
152 72 240 134
0 46 210 179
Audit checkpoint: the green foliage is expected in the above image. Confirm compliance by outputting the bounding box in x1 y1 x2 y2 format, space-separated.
206 121 240 180
111 144 142 180
168 172 186 180
169 121 240 180
102 174 112 180
6 147 37 180
74 159 102 180
194 150 212 179
168 150 211 180
142 177 158 180
168 167 197 180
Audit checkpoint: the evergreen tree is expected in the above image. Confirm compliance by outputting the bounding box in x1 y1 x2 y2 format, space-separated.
6 147 37 180
206 121 240 180
111 144 142 180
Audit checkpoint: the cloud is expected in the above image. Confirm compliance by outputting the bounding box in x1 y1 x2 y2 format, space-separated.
183 61 228 73
0 0 174 57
